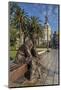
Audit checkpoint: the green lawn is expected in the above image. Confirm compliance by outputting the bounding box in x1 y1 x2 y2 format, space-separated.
9 45 16 51
9 50 17 60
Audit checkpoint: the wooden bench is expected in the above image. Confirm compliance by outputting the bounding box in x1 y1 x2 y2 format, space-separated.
9 63 28 82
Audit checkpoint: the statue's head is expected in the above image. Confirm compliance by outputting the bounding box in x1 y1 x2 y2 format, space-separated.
25 38 33 50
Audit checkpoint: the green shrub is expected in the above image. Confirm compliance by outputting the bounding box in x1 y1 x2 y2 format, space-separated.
9 50 17 60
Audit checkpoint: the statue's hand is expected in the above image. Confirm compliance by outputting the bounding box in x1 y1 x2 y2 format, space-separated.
26 56 32 64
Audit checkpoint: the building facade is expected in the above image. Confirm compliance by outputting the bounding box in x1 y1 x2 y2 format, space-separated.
43 23 51 43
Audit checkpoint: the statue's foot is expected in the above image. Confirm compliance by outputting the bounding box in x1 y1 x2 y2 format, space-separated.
23 78 38 86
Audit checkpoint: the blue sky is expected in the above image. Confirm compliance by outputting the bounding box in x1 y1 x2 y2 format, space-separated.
18 2 59 32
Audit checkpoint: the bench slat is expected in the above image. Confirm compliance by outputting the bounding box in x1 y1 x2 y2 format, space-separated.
9 64 28 82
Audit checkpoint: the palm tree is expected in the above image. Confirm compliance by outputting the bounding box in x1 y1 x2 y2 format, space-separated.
15 8 29 44
36 24 44 46
29 16 44 47
9 2 28 45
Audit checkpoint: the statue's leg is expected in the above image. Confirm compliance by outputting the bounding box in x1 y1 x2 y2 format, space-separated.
24 61 32 80
30 59 38 80
37 65 42 79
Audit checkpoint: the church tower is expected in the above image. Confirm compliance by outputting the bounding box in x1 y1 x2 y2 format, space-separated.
43 16 51 43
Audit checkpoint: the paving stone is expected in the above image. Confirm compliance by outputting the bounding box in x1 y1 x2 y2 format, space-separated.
54 74 58 84
44 76 53 85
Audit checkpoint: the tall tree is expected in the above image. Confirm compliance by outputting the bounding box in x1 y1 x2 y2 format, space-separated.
9 2 28 44
29 16 44 46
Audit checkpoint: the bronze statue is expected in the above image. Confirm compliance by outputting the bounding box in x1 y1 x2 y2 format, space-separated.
14 39 41 81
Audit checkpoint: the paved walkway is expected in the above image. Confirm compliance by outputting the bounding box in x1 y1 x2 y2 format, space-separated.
35 49 59 85
22 49 59 86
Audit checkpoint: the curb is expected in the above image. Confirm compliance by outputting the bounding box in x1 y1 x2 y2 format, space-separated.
38 50 47 55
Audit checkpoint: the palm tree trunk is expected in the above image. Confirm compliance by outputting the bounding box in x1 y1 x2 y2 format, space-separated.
37 33 39 46
23 34 26 44
19 23 21 46
19 23 23 45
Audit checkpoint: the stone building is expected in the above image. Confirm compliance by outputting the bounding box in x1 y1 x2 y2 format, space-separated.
43 22 51 43
36 22 52 47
